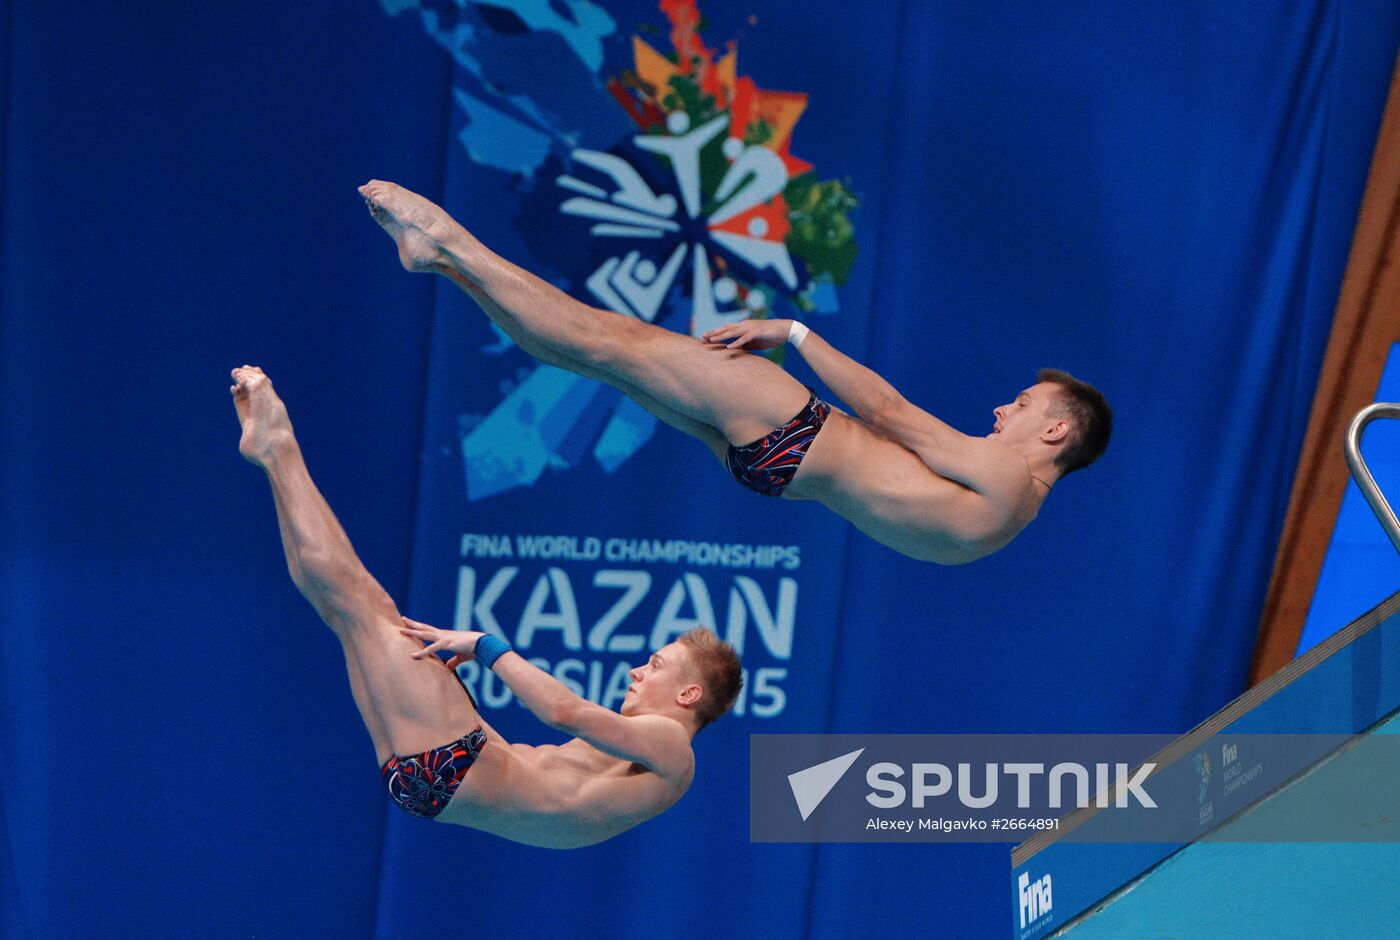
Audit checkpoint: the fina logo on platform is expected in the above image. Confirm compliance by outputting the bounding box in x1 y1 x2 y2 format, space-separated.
1018 871 1053 930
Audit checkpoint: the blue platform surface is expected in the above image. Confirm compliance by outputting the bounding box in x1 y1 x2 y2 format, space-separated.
1061 713 1400 938
1011 591 1400 939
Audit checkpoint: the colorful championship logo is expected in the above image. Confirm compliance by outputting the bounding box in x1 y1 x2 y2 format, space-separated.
385 0 858 499
1194 750 1214 827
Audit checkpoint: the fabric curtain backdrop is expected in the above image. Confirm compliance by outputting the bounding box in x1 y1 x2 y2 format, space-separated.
3 1 1398 936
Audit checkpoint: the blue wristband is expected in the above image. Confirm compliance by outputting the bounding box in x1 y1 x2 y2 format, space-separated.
474 634 512 670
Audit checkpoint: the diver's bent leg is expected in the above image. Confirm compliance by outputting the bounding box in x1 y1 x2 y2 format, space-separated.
233 367 482 763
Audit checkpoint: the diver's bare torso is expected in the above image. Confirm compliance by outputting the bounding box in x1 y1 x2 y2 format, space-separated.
786 412 1044 564
437 731 694 849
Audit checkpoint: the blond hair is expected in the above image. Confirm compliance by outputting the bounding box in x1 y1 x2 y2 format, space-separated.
677 627 743 729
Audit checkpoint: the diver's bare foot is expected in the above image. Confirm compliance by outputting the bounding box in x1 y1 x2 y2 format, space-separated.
358 180 458 273
230 366 295 466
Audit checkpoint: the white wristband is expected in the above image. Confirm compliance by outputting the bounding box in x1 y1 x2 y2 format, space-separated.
787 321 810 348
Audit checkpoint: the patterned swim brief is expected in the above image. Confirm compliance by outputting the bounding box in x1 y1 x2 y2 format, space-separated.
725 390 832 497
381 726 489 819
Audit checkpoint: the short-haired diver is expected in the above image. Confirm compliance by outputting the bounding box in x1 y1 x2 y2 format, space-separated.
359 181 1112 565
232 366 742 847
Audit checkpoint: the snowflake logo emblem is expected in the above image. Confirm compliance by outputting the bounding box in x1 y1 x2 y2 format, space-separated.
386 0 857 499
560 108 797 331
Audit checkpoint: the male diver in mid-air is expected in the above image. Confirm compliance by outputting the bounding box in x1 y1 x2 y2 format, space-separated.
231 366 741 847
359 180 1112 564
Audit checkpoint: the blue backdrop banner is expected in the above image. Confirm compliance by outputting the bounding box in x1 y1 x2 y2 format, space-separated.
3 1 1399 937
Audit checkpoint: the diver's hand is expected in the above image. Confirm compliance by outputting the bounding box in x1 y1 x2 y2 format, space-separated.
400 616 483 670
702 318 792 351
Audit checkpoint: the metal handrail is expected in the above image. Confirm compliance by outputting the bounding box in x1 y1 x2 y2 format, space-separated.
1344 402 1400 555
